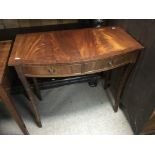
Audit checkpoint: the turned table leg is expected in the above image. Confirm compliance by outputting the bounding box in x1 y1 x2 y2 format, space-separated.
15 66 42 127
114 64 134 112
0 86 29 135
32 78 42 100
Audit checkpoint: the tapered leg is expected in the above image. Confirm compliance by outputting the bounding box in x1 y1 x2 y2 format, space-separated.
0 86 29 135
114 64 134 112
32 78 42 100
15 66 42 127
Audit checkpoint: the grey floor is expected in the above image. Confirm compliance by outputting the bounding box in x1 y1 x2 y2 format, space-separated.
0 81 133 135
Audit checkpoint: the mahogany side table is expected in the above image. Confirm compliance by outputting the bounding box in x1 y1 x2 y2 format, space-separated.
8 27 144 127
0 41 29 134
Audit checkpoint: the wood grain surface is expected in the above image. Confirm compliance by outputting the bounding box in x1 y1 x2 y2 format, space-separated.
0 41 12 83
8 27 143 66
0 19 78 29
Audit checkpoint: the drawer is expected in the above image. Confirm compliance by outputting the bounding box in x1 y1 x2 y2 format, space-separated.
84 52 138 73
23 63 82 77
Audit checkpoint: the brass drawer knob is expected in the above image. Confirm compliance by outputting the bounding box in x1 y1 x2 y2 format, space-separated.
48 66 55 74
108 61 113 66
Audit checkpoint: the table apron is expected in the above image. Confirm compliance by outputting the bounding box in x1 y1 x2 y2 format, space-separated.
22 52 138 77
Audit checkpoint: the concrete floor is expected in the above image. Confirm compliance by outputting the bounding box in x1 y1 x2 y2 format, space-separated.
0 81 133 135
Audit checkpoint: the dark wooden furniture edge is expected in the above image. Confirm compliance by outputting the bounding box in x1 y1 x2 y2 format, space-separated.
0 22 93 41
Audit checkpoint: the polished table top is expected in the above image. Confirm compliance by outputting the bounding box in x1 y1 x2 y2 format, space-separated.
8 27 143 66
7 26 144 126
0 41 12 84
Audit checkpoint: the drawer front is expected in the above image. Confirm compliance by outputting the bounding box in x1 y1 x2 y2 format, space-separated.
23 52 138 77
84 52 138 73
23 63 82 77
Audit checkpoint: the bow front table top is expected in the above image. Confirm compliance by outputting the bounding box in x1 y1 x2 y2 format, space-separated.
8 27 144 127
9 27 143 77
